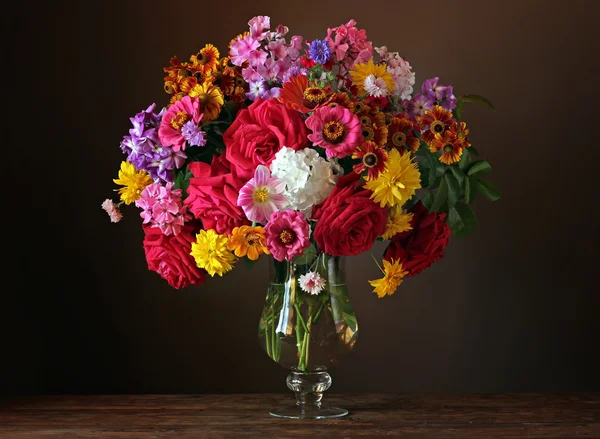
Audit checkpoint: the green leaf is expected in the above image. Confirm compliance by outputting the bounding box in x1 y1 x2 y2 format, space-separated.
458 94 496 111
468 146 480 156
467 160 493 179
342 311 358 331
465 176 477 204
449 166 465 185
459 148 471 170
444 173 460 206
420 191 435 210
429 177 448 213
292 243 317 265
417 144 444 188
448 203 477 238
475 179 501 201
454 100 464 120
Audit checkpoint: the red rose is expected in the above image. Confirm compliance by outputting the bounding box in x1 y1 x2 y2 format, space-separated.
184 155 250 235
143 223 206 289
384 201 451 276
223 98 308 180
312 172 386 256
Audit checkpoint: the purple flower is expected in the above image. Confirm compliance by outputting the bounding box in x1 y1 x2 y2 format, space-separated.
422 77 446 100
406 94 434 117
246 80 269 101
181 121 207 147
282 64 307 83
308 39 332 64
442 85 457 111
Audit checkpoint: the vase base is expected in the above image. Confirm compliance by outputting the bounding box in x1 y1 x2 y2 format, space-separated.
269 405 348 419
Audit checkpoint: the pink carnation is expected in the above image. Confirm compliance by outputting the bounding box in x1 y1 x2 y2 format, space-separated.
158 96 202 152
264 210 310 262
101 199 122 223
305 105 363 159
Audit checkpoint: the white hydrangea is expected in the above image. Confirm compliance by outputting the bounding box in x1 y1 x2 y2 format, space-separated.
270 147 342 218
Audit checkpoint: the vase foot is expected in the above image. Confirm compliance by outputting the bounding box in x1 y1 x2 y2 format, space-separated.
269 405 348 419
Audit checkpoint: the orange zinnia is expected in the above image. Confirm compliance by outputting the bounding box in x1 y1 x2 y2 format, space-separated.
278 75 332 113
227 226 270 261
417 105 454 146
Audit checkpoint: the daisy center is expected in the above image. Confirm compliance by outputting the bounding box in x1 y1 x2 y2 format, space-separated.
360 115 372 126
303 87 328 106
171 111 190 130
431 120 445 133
323 121 345 143
444 143 454 153
235 77 245 86
363 152 378 168
178 68 191 78
246 233 261 246
279 229 296 245
392 132 406 146
361 126 375 141
164 82 175 94
197 92 211 105
253 188 269 203
196 52 205 63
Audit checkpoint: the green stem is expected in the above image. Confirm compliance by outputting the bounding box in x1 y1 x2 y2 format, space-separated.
369 250 385 275
312 299 327 325
294 303 309 333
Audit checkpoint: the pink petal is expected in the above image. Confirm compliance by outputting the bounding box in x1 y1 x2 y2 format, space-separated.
254 165 270 186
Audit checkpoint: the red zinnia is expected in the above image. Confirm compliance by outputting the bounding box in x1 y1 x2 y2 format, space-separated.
352 141 389 180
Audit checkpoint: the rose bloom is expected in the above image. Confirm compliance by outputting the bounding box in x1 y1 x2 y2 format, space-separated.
312 172 386 256
383 201 451 276
184 155 250 235
143 223 206 289
223 98 308 180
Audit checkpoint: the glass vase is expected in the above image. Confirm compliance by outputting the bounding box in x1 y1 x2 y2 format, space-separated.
258 253 359 419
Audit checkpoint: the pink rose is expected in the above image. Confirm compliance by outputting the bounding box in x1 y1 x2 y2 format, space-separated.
223 98 308 180
184 155 250 235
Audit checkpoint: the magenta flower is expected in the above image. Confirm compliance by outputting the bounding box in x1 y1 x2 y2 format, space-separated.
158 96 202 152
136 182 191 236
265 210 311 262
305 105 363 159
237 165 287 223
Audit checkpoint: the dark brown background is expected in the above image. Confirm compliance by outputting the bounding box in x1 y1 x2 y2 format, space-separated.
4 0 599 396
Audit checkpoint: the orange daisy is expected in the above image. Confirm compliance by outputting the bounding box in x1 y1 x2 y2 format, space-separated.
417 105 454 146
429 121 468 165
190 44 220 74
227 226 270 261
352 141 389 180
356 106 388 146
326 92 356 112
278 74 332 113
387 117 420 154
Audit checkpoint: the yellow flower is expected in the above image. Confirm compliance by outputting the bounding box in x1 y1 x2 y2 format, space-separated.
112 161 153 205
364 148 421 208
381 206 413 240
188 82 224 122
368 259 408 298
349 60 395 96
190 229 237 277
227 226 270 261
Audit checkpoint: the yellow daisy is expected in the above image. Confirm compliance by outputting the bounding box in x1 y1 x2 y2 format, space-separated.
349 60 395 97
364 148 421 208
113 161 153 205
381 206 413 240
368 259 408 298
190 229 237 277
227 226 270 261
190 43 220 74
188 83 224 122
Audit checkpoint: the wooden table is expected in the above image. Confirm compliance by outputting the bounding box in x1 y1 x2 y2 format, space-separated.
1 394 598 438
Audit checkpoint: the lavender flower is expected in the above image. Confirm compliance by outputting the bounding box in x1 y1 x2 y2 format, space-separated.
442 85 457 111
282 64 307 83
406 94 434 117
181 121 207 147
246 80 269 101
309 39 332 64
120 104 186 183
422 77 446 100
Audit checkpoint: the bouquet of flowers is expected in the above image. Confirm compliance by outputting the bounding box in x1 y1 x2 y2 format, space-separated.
103 15 498 298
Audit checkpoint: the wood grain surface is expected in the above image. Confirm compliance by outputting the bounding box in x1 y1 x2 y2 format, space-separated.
1 393 598 438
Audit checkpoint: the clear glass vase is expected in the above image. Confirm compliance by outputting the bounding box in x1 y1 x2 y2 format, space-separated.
258 253 359 419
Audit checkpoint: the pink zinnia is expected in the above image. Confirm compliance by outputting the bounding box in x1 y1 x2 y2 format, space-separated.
237 165 287 224
305 106 363 159
101 199 122 223
136 182 191 236
264 210 310 262
158 96 202 152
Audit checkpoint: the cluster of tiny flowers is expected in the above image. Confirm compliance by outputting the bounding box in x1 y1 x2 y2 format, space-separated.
376 46 416 100
120 104 187 182
230 16 305 100
135 182 191 236
404 77 456 117
270 147 341 218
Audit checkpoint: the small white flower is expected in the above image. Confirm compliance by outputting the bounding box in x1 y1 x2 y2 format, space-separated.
364 74 389 97
299 271 326 295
